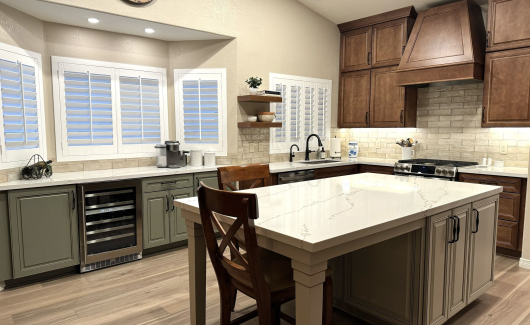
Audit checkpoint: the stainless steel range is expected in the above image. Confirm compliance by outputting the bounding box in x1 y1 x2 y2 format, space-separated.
393 159 479 181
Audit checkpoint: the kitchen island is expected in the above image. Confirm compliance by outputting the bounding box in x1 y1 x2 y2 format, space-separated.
177 173 502 325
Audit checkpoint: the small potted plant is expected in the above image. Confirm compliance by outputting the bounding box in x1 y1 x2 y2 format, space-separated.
245 77 262 95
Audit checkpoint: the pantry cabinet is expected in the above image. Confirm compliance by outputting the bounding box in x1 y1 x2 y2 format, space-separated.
487 0 530 52
8 186 79 278
482 48 530 127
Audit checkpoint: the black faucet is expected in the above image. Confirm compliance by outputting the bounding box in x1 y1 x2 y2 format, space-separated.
289 144 299 162
305 134 323 161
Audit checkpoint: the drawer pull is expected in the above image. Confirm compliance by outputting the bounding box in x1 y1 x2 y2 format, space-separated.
448 216 458 243
472 209 480 234
171 195 175 211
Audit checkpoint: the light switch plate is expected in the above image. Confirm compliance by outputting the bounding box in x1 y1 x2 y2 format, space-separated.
376 139 381 149
500 142 508 155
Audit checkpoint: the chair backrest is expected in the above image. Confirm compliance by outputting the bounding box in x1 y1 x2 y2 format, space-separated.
197 182 269 303
217 164 271 191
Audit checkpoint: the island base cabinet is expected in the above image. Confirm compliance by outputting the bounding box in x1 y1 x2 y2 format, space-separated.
8 186 79 279
467 197 498 304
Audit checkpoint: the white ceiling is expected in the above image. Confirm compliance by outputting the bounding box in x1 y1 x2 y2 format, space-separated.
0 0 232 41
297 0 489 24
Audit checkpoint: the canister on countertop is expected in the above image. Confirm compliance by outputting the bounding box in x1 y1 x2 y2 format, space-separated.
190 150 203 167
155 144 167 168
204 152 216 166
348 141 359 158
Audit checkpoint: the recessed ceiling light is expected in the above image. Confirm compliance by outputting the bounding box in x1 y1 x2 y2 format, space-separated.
144 28 155 34
87 18 100 24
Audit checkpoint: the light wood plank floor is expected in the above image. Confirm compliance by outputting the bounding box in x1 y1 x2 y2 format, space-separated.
0 247 526 325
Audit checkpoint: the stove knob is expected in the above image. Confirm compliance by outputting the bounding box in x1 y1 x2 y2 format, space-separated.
404 165 411 172
435 169 441 174
448 169 455 177
441 168 448 175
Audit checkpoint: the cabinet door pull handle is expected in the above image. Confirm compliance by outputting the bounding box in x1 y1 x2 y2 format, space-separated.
400 110 404 124
472 209 480 234
166 195 170 212
455 216 460 242
171 195 175 211
448 216 457 243
402 45 406 54
482 107 486 124
486 31 490 47
72 190 76 210
365 111 369 124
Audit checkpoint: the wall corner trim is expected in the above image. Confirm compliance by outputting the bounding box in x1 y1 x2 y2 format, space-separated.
519 258 530 270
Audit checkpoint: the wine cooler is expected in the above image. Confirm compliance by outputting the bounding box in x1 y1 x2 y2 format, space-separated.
78 180 143 273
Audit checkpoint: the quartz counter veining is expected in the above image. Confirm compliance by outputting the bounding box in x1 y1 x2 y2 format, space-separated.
175 173 502 252
0 165 223 192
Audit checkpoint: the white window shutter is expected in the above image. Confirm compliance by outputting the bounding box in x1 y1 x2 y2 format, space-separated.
317 83 330 141
175 70 226 155
59 63 117 157
0 50 45 164
117 69 165 154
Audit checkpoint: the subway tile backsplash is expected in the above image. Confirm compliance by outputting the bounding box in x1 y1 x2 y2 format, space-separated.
332 82 529 168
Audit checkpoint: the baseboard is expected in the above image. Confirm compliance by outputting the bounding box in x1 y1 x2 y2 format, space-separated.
0 281 5 292
519 258 530 270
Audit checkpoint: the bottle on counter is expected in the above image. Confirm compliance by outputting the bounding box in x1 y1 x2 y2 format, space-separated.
348 141 359 158
317 146 326 159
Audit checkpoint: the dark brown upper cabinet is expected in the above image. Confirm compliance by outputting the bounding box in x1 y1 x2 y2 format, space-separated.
482 48 530 127
372 18 414 68
339 70 371 128
341 27 372 72
487 0 530 52
370 66 417 128
396 0 486 86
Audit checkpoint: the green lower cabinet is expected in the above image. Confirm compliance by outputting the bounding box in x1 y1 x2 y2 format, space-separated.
8 186 79 279
143 191 171 249
194 172 219 192
170 187 195 243
0 192 12 282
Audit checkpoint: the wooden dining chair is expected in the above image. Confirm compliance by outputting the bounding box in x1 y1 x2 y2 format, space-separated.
197 182 333 325
217 163 271 191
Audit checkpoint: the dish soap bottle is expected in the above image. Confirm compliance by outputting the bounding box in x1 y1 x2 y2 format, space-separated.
317 146 326 159
348 141 359 158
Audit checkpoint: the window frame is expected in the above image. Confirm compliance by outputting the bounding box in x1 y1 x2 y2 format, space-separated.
174 68 228 156
52 56 168 162
0 42 46 170
269 73 332 154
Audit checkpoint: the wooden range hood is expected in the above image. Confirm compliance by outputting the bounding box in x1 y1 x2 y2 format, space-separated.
396 0 486 86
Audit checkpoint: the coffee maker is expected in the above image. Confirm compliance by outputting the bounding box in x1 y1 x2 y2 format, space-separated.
156 141 188 168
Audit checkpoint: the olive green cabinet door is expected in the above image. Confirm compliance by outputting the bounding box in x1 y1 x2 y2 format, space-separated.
0 192 12 282
425 210 451 325
143 191 170 249
170 187 194 243
8 186 79 279
194 172 218 192
467 197 498 304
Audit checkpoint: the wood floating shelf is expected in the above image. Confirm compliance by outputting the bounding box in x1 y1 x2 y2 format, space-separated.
238 122 282 128
237 95 282 103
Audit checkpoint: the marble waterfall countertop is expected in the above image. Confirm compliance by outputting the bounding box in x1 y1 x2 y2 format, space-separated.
175 173 503 252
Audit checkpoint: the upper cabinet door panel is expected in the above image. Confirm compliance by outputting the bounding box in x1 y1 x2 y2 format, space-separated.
370 66 405 128
487 0 530 52
341 27 372 72
483 49 530 127
372 18 410 68
399 1 479 71
338 70 371 128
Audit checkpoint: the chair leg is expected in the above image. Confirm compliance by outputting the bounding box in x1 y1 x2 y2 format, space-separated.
322 276 333 325
272 302 281 325
219 284 232 325
230 286 238 311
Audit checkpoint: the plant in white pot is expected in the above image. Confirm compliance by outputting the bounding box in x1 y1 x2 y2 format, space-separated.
245 77 262 95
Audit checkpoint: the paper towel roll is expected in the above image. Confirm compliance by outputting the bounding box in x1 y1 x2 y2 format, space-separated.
330 138 341 158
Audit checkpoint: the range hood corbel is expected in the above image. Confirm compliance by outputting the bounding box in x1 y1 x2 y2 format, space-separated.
396 0 486 86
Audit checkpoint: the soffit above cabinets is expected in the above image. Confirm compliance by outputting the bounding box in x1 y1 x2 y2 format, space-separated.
297 0 488 25
0 0 232 41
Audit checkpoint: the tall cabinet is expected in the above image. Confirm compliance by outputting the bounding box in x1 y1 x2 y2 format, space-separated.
338 7 418 128
483 0 530 127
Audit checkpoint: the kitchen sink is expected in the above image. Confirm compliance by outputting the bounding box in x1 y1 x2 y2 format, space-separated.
298 160 338 165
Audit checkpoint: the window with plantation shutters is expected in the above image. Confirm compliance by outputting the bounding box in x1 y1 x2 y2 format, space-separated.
174 69 227 155
0 44 46 168
53 57 168 162
269 73 331 154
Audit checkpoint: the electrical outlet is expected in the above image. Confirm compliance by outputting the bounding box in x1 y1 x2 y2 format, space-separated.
500 142 508 155
376 139 381 149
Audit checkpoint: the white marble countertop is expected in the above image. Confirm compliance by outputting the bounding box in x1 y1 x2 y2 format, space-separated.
0 165 222 192
458 165 528 178
175 173 503 252
269 157 397 173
